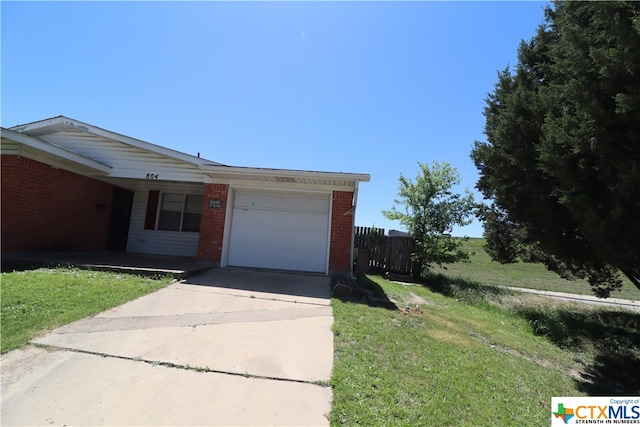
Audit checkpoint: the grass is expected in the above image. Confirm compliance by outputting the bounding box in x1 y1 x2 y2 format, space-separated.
3 260 637 426
0 267 172 353
330 274 640 426
430 238 640 301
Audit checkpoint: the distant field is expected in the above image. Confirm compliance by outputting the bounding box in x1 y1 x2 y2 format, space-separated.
430 238 640 301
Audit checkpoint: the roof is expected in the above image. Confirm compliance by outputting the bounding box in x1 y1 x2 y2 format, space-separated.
10 116 223 168
1 127 112 175
5 115 371 188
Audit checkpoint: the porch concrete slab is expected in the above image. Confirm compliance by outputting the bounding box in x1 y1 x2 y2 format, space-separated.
2 268 334 426
1 252 217 279
1 347 331 427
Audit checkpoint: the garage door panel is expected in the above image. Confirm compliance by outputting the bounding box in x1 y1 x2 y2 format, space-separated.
229 225 327 249
227 191 330 273
280 195 328 213
232 209 328 232
229 245 326 272
230 226 327 248
234 191 328 214
233 192 281 210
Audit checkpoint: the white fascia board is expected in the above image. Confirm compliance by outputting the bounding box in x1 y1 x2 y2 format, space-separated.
201 164 371 183
1 128 112 175
205 176 353 192
12 116 224 168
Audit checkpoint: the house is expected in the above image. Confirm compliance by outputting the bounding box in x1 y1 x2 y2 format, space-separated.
1 116 370 275
388 229 411 237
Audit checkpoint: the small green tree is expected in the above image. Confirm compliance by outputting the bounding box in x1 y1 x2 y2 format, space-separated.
383 161 476 277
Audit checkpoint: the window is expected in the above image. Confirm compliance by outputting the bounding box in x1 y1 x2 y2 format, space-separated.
157 193 203 232
182 195 203 232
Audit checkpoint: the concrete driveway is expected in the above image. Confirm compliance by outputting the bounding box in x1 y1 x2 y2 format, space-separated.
1 268 334 426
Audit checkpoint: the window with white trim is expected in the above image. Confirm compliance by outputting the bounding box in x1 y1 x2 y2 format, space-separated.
157 193 203 232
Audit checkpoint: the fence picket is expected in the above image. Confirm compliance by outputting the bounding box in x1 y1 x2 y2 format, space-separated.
353 226 415 275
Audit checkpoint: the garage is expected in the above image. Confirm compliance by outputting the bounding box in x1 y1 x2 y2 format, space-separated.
227 190 331 273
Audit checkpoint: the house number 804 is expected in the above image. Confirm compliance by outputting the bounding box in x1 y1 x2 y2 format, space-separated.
146 173 159 179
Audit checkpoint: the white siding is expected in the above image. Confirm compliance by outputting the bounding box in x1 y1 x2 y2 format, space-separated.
0 139 21 155
41 129 205 182
127 181 205 256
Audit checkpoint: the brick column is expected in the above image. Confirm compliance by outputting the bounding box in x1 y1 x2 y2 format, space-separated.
197 184 229 263
329 190 354 274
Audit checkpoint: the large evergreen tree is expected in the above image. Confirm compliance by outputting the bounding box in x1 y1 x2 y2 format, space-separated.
471 1 640 297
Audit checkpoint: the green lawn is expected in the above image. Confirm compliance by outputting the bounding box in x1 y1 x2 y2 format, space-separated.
431 238 640 301
4 264 638 426
330 274 640 426
0 267 172 353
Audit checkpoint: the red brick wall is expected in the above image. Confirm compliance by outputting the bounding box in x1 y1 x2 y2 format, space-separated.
1 155 114 252
329 190 354 273
196 183 229 263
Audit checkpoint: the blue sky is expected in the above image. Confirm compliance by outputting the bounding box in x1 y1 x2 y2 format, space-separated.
1 1 547 237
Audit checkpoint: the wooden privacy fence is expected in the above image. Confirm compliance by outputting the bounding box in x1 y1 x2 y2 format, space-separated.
353 226 416 275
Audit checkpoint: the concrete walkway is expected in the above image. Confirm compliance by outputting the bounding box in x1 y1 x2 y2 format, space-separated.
502 286 640 313
1 269 334 426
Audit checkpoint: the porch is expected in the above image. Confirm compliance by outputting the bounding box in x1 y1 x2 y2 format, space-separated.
1 252 217 279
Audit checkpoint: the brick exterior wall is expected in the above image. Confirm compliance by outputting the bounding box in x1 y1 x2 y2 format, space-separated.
1 155 114 252
196 183 229 263
329 190 354 273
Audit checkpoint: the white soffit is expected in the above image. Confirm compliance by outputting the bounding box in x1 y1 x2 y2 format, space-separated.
202 165 370 188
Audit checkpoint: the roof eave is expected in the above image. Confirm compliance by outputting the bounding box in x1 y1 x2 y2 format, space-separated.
1 128 113 175
200 164 371 183
11 116 224 168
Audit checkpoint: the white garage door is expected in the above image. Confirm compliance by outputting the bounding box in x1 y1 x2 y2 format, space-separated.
227 190 330 273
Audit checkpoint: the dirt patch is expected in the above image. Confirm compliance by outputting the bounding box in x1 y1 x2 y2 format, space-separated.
389 292 435 315
406 292 433 306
